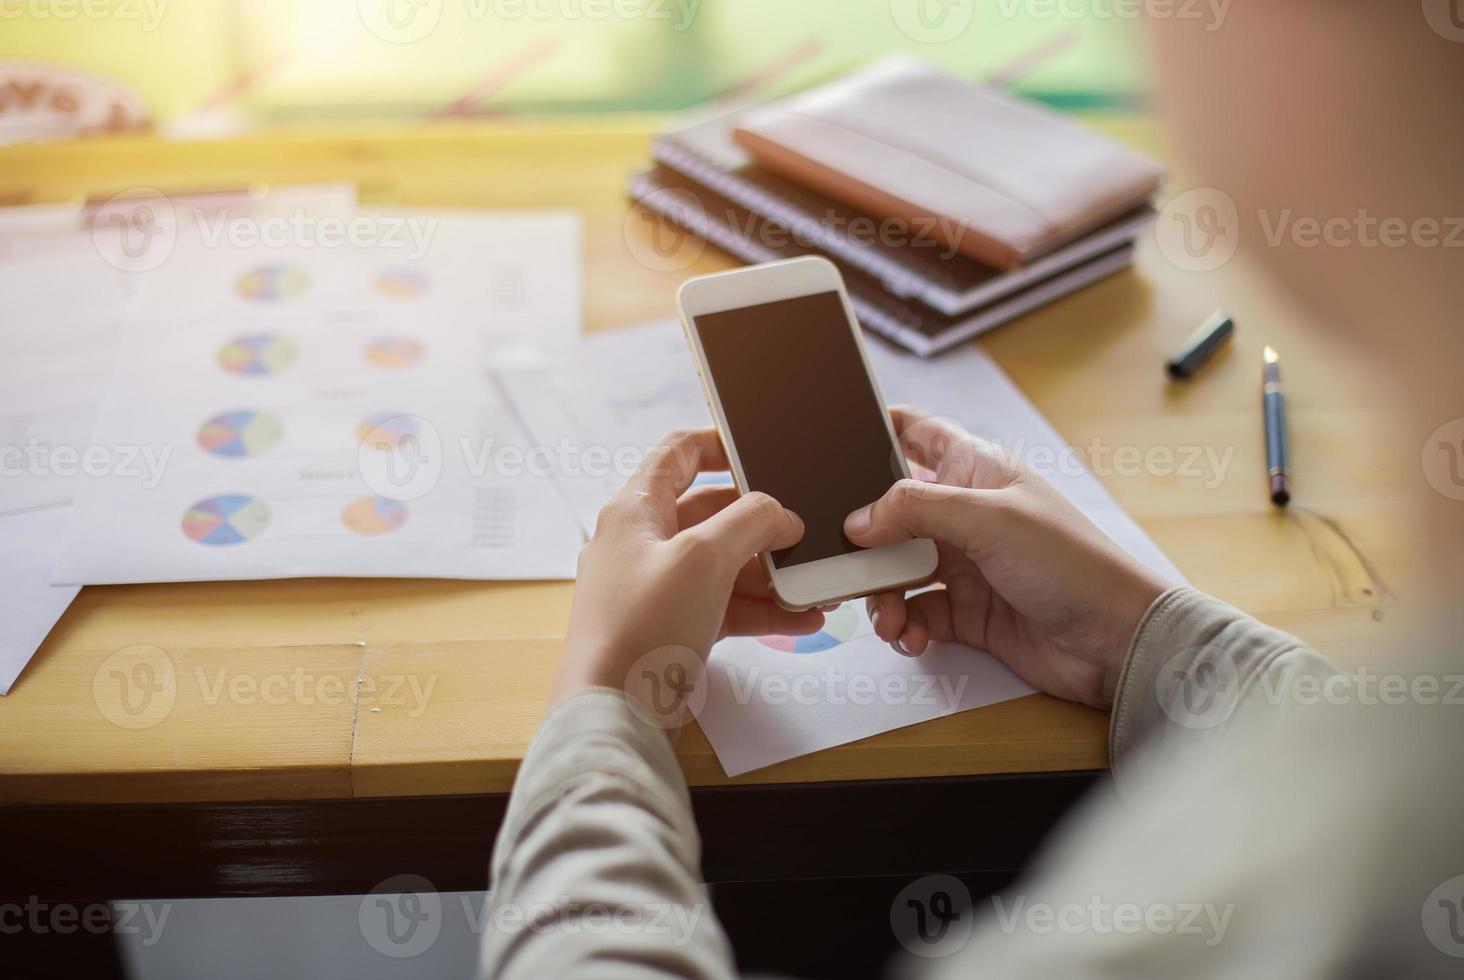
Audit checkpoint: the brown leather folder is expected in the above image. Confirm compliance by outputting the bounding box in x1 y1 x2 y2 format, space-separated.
733 56 1165 270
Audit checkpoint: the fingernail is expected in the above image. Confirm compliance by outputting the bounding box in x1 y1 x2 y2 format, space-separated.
819 603 840 613
894 635 910 655
786 509 804 533
869 607 881 633
845 505 871 535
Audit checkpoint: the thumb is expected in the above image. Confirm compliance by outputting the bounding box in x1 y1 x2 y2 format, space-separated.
845 479 997 553
692 491 805 567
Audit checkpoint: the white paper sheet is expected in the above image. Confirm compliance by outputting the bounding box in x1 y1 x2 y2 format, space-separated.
0 251 131 515
55 213 586 584
509 318 1185 775
0 507 82 694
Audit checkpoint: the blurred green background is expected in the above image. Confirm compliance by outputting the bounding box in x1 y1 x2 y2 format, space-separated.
0 0 1149 131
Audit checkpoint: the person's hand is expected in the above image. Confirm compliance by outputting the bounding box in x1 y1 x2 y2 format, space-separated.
551 428 825 715
845 408 1173 710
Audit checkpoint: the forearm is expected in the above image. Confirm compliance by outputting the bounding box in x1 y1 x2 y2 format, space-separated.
481 689 736 980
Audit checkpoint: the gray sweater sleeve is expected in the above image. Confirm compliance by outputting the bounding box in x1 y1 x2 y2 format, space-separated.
482 589 1353 979
481 690 737 980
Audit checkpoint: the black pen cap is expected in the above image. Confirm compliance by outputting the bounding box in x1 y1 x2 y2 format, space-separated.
1166 310 1235 380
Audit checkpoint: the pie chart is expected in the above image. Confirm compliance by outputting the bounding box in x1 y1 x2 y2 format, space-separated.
374 268 429 299
758 602 861 654
342 496 409 535
357 413 418 449
365 336 425 369
197 410 284 458
181 494 271 546
236 264 310 302
218 334 298 376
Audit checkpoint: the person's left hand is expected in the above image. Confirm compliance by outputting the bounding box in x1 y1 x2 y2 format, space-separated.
550 428 825 714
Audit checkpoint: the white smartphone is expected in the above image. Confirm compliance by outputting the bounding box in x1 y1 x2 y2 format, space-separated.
676 256 939 611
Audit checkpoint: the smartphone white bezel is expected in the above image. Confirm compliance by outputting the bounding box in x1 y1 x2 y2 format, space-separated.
676 256 938 611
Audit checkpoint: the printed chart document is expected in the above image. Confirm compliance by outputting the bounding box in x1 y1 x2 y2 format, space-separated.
510 318 1185 775
0 252 130 515
56 213 585 584
0 187 365 692
0 507 81 694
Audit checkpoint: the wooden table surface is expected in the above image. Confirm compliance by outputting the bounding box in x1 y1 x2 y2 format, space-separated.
0 116 1411 806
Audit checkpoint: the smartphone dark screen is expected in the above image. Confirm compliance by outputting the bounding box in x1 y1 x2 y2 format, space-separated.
692 290 903 568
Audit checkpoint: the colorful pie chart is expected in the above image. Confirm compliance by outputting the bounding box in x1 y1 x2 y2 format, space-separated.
342 496 409 536
758 603 861 654
365 336 425 369
374 268 429 298
181 494 271 546
357 413 418 449
236 264 310 302
197 410 284 459
218 334 298 377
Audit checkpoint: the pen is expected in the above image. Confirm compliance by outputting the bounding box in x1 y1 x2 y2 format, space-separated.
1263 345 1291 506
1166 309 1235 380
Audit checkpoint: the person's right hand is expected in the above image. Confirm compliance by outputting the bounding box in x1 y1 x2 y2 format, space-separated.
844 408 1174 710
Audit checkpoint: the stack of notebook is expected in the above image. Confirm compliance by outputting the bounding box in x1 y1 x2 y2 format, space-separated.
629 57 1165 357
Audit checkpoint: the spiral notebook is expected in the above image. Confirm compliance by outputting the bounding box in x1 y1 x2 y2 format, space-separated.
654 105 1152 318
630 165 1135 357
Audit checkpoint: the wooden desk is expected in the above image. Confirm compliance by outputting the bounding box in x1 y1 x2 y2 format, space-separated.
0 118 1410 899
